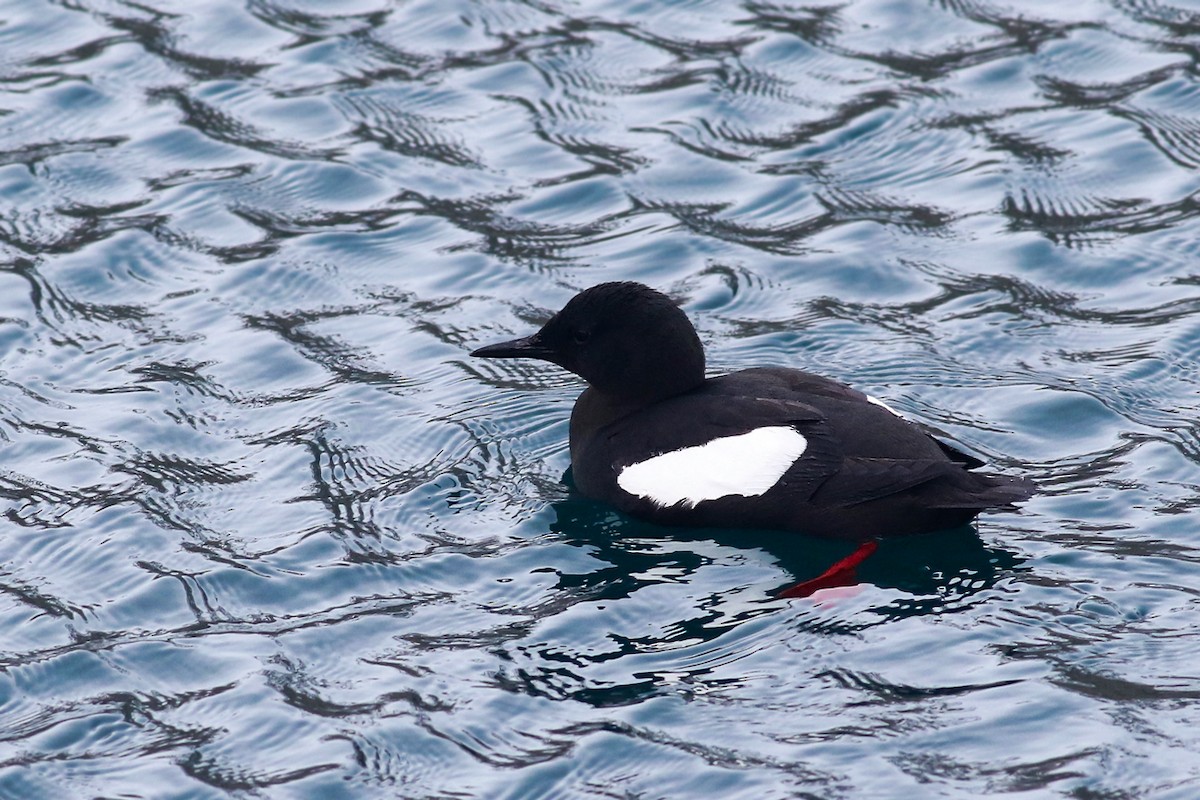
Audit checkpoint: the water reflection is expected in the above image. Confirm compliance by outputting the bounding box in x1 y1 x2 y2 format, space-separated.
488 491 1024 710
549 481 1023 606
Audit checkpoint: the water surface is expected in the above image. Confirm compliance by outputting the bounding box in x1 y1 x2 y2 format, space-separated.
1 0 1200 797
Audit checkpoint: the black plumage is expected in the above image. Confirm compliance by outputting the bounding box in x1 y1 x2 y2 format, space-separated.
472 281 1033 540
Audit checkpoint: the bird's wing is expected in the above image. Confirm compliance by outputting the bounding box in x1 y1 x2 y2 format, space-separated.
803 456 966 508
590 396 840 508
600 395 826 460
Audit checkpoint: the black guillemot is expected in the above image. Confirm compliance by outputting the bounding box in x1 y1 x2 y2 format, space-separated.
472 282 1033 592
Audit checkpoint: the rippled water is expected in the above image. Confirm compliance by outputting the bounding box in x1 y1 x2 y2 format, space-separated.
2 0 1200 797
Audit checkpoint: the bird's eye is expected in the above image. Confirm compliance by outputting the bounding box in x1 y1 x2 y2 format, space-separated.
572 329 590 344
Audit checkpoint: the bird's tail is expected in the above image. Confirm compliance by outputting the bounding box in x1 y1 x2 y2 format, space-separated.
930 470 1036 510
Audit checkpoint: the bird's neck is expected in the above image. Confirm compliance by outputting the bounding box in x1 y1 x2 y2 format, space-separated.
567 384 682 463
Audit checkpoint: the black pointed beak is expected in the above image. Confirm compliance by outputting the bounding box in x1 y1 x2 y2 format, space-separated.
470 334 557 361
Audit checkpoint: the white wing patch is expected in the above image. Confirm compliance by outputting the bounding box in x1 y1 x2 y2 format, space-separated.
616 426 808 509
866 395 903 418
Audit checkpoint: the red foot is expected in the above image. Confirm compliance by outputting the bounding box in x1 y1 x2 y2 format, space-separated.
776 540 879 599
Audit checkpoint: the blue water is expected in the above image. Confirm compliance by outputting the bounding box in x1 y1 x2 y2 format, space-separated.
1 0 1199 797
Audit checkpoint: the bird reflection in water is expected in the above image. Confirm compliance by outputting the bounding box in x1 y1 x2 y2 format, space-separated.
547 477 1023 616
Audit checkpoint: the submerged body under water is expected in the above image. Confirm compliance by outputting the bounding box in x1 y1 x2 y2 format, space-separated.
1 0 1199 798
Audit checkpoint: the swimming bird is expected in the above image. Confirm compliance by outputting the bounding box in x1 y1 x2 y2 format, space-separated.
472 282 1033 593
